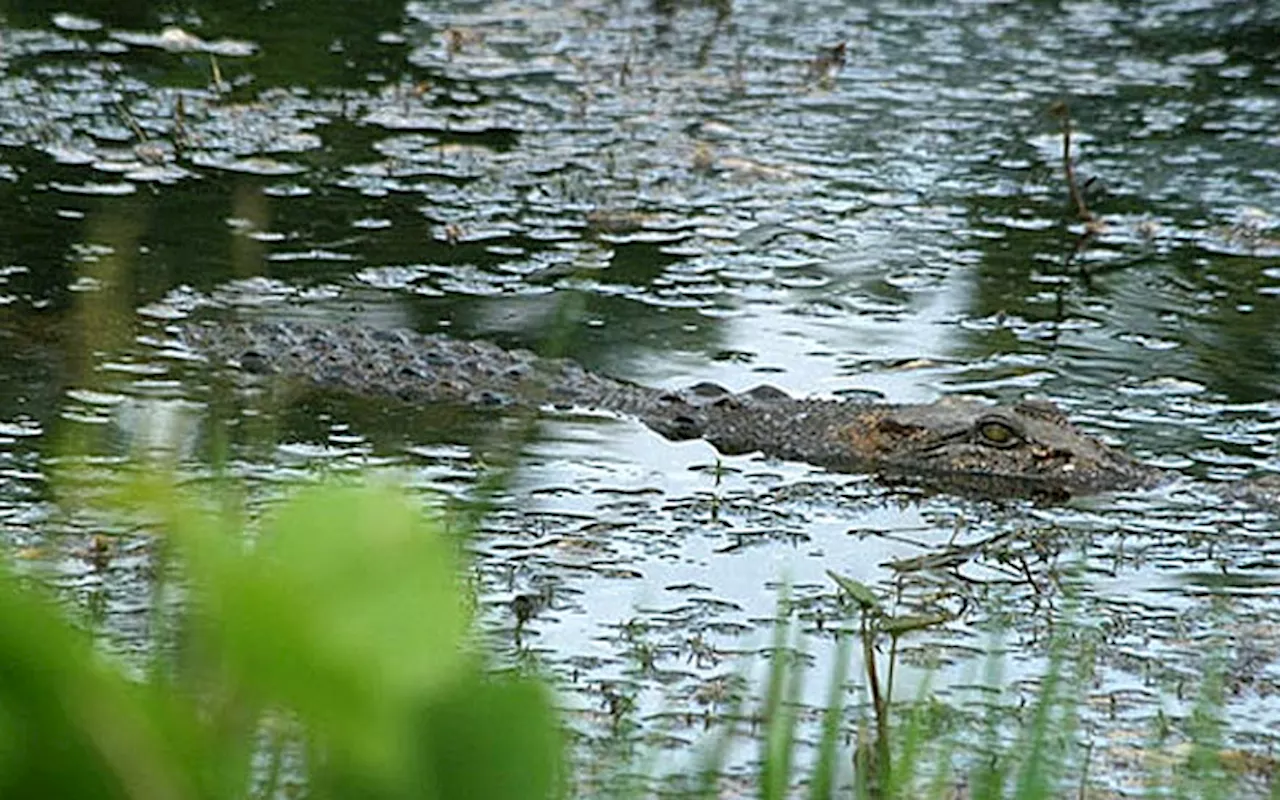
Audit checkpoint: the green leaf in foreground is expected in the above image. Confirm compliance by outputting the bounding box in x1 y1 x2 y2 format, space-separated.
169 480 472 778
415 673 562 799
9 474 567 799
0 563 206 800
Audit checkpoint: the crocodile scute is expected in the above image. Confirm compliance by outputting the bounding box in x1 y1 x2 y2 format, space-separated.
178 319 1170 500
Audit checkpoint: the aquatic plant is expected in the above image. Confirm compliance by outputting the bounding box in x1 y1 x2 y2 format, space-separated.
0 475 1267 798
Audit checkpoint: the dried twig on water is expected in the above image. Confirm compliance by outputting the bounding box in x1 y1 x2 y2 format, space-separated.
1049 100 1107 278
1049 100 1094 223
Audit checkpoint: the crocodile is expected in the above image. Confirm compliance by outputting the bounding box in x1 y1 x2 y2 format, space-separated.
177 320 1211 501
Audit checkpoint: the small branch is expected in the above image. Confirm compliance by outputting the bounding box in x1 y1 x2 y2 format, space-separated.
210 54 226 93
1050 100 1106 278
172 94 190 154
886 632 898 703
1049 100 1093 222
860 613 891 781
115 101 148 143
1078 740 1094 800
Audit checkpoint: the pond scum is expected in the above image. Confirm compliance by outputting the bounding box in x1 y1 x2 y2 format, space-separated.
0 469 1271 799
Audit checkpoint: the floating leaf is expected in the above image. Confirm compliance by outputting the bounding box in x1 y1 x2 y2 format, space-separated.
880 612 952 637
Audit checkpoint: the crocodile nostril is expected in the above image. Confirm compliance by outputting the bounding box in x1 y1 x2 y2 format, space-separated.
238 350 270 374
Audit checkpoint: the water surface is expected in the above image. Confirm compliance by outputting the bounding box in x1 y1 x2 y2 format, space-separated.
1 0 1278 790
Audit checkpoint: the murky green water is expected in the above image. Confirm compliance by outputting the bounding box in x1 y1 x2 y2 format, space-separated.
1 0 1278 790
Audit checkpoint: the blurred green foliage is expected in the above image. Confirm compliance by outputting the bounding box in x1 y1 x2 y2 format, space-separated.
0 478 561 799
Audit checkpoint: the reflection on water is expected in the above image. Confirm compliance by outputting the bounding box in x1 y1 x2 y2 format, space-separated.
0 0 1279 788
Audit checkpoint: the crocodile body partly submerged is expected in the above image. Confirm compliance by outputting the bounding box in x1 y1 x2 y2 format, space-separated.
174 320 1193 501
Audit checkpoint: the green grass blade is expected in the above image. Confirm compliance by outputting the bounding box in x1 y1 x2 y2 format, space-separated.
761 595 798 800
809 631 852 800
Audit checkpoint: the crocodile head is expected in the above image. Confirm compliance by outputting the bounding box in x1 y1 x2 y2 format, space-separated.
646 384 1159 500
837 396 1159 499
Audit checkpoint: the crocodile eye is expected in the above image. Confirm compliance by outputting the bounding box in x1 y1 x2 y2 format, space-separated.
975 417 1021 448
